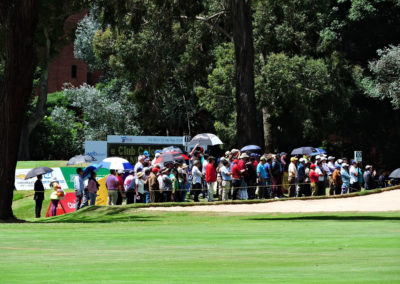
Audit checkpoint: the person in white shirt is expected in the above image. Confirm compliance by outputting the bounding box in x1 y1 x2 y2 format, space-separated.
134 155 145 173
349 161 360 192
288 157 298 197
315 161 325 196
191 160 203 202
327 156 336 195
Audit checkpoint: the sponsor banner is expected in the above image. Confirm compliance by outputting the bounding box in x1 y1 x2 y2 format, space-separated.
45 192 76 217
85 141 107 162
60 167 110 189
15 168 68 191
107 143 184 165
107 135 184 145
95 176 108 206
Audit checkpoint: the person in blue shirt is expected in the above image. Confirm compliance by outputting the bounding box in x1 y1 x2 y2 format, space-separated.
340 163 351 194
257 156 267 199
264 156 273 199
297 158 306 197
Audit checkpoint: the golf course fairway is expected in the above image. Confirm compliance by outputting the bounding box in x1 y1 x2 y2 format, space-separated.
0 209 399 283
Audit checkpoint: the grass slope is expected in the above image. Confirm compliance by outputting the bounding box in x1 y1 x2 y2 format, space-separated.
0 209 399 283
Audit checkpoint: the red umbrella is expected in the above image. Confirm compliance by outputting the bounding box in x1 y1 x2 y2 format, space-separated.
155 152 189 164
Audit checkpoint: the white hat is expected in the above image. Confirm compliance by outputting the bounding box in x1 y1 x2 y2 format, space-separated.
136 172 144 178
299 158 305 163
231 149 239 154
155 153 161 158
342 163 349 167
118 170 124 174
365 165 372 170
315 155 321 159
240 153 249 159
337 159 343 164
321 157 327 161
328 156 335 160
225 151 231 156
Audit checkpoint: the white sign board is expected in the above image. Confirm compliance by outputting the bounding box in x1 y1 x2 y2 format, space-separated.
354 151 362 162
85 141 107 162
107 135 184 145
15 168 68 191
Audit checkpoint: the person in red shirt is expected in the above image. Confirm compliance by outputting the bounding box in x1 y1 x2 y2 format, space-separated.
309 164 319 196
116 170 125 205
231 158 247 200
205 156 217 202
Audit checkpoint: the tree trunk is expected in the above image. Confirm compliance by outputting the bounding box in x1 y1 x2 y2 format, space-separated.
0 0 38 221
262 106 272 152
231 0 259 148
19 28 51 160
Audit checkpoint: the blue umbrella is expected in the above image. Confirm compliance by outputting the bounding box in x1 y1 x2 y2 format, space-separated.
310 148 327 156
240 145 261 152
83 163 101 179
291 147 317 155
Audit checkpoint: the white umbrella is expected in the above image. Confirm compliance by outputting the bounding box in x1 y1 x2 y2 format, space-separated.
188 133 223 146
100 157 133 171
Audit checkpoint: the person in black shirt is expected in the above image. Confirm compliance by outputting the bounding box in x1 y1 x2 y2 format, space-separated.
33 175 45 218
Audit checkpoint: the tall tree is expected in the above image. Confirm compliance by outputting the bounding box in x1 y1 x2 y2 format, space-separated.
231 0 259 147
0 0 39 220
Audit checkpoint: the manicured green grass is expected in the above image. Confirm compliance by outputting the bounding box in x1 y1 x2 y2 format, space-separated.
16 160 69 169
0 209 399 283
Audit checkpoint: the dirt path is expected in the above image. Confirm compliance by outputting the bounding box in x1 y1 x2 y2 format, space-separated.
144 189 400 213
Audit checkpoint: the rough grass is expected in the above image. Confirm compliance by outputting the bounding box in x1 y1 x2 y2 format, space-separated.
0 210 399 283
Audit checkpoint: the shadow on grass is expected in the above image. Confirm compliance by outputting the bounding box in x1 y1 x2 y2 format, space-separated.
247 215 400 222
34 205 161 223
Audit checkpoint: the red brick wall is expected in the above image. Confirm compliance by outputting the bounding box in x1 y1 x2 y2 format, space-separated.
47 44 89 93
47 11 101 93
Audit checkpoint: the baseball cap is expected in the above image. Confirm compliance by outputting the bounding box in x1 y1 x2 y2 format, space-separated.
328 156 335 160
310 164 316 169
143 150 149 157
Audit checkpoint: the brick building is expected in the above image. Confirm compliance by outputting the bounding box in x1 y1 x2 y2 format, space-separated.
47 11 100 93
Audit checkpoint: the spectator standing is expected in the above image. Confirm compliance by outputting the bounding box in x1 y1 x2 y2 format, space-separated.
256 156 267 199
134 156 145 174
309 164 319 196
349 161 360 192
87 172 99 206
271 154 284 198
363 165 375 190
105 170 119 205
327 156 336 195
116 170 125 205
73 168 85 211
264 156 273 199
124 170 136 204
315 161 325 196
231 159 242 200
246 156 257 200
238 153 249 200
220 160 232 201
49 180 64 217
161 168 173 202
297 159 306 197
191 160 203 202
288 157 298 197
205 156 217 202
148 168 160 203
341 163 351 194
136 172 146 203
332 165 342 195
33 174 45 218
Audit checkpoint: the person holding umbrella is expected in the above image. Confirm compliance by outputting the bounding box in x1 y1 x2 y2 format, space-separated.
33 175 45 218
